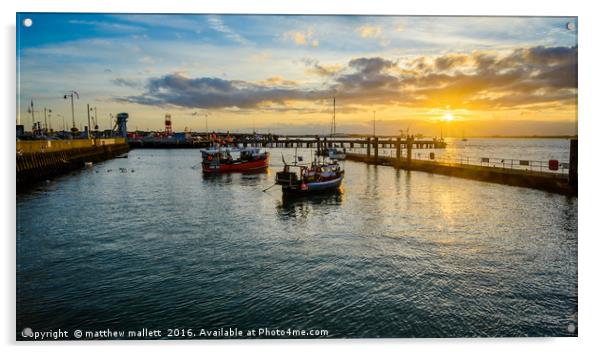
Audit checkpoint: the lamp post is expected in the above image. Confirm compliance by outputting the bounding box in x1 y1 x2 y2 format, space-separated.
94 107 99 133
27 99 38 133
63 91 79 134
43 108 52 133
86 104 92 139
87 105 99 138
48 110 53 132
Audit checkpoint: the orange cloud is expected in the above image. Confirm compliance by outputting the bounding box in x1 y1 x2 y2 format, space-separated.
118 46 577 117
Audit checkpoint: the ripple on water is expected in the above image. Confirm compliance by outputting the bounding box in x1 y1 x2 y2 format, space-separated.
17 146 577 337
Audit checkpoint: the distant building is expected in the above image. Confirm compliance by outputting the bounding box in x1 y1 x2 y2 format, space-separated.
173 132 188 142
116 113 128 138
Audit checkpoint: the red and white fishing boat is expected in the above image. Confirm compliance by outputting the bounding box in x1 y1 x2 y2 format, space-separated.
200 146 269 173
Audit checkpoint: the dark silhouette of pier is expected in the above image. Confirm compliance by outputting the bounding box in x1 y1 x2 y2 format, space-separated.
343 137 577 196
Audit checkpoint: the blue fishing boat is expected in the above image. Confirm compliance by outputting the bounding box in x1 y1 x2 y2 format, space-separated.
275 157 344 194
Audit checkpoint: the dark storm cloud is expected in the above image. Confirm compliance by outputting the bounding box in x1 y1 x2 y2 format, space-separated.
434 54 469 71
300 57 341 77
335 57 400 91
503 46 577 67
118 74 326 109
401 46 577 109
111 77 142 88
117 46 577 111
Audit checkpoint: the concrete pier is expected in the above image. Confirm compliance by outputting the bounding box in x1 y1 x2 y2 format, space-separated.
17 138 129 189
345 151 577 196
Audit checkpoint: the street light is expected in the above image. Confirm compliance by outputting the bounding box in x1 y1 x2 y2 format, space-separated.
63 91 79 134
92 107 99 131
87 105 99 138
86 104 93 139
27 99 38 133
43 108 52 133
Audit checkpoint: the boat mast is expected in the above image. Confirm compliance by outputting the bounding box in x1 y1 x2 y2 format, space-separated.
294 146 298 166
332 96 336 137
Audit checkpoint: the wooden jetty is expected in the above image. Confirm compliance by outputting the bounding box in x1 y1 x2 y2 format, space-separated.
261 136 446 150
126 134 446 150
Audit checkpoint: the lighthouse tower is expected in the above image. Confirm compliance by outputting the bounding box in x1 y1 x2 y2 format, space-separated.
164 114 172 136
116 113 128 138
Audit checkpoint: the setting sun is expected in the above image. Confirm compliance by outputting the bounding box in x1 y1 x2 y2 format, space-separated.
443 113 454 121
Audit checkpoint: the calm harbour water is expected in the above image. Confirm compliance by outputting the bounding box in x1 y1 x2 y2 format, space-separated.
16 139 577 338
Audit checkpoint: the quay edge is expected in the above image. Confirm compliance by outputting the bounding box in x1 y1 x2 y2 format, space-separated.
346 152 577 196
16 138 129 190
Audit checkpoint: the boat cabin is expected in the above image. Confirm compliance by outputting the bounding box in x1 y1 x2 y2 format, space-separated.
201 147 265 163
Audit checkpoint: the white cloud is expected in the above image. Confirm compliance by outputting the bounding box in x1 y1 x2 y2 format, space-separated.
112 14 204 33
206 15 250 45
68 20 144 32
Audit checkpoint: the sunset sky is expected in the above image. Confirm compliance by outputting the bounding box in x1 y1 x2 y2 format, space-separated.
17 14 577 136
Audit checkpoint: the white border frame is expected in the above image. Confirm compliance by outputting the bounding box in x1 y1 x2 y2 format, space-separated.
3 1 600 353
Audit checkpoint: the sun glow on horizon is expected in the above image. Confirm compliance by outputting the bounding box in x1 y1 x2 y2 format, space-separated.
15 14 577 135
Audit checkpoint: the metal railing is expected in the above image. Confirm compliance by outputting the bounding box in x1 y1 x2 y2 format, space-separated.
346 147 569 175
16 138 127 154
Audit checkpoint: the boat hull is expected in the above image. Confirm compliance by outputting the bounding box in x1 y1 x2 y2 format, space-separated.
202 156 269 173
282 174 344 194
